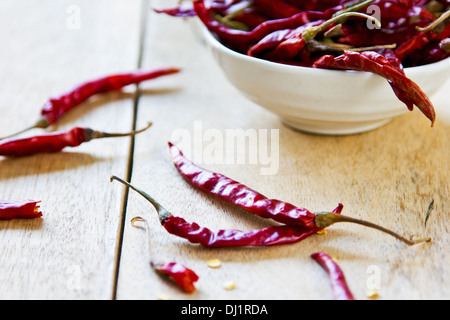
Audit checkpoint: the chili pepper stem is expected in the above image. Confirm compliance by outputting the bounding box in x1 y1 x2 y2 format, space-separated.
416 10 450 33
85 122 153 142
302 12 381 42
0 117 49 141
333 0 376 17
314 212 432 246
110 175 172 223
307 40 397 53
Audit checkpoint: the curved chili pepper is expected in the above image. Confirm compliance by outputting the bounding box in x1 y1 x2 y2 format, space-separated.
131 216 199 293
192 0 326 46
248 11 381 59
169 142 322 228
313 50 436 126
1 68 179 140
0 123 152 158
0 200 42 220
111 176 337 248
311 252 355 300
168 143 432 246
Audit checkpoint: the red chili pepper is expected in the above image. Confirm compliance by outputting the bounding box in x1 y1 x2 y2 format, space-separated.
167 143 432 246
112 176 338 248
248 11 380 60
151 261 199 293
311 252 355 300
285 0 349 12
169 142 326 228
192 0 325 47
1 68 179 140
131 216 199 293
0 123 152 158
0 200 42 220
313 50 436 126
252 0 303 19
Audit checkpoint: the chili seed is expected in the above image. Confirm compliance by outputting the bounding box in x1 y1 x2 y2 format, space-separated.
366 289 379 300
157 293 172 300
223 281 237 290
206 258 222 268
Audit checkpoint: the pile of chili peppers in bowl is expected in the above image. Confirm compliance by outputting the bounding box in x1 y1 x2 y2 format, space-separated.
157 0 450 135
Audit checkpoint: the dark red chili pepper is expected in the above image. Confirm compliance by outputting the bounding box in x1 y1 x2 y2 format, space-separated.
192 0 325 47
0 123 152 158
111 176 340 248
131 216 199 293
311 252 355 300
0 200 42 220
247 11 380 59
167 143 432 246
252 0 303 19
1 68 179 140
313 50 436 126
169 142 322 228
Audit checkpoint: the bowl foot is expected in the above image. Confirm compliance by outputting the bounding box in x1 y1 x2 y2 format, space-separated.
282 117 393 135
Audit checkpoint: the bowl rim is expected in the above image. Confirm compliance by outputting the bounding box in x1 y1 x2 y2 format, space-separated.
202 26 450 77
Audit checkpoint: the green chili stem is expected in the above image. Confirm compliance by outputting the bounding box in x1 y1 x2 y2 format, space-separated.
333 0 376 17
416 10 450 32
307 40 396 53
213 2 252 31
88 122 152 141
315 212 432 246
0 118 49 141
303 12 381 42
110 175 172 223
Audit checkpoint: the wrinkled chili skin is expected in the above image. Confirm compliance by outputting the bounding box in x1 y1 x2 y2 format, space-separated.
192 0 326 52
40 68 180 126
152 261 199 293
110 175 344 249
0 127 87 157
311 252 355 300
169 142 325 228
0 200 42 220
162 215 322 248
313 50 436 125
160 203 343 248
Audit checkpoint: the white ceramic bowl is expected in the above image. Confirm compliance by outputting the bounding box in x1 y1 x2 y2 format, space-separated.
201 27 450 135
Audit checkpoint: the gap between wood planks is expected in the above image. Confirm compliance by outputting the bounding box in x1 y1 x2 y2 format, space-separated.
111 0 150 300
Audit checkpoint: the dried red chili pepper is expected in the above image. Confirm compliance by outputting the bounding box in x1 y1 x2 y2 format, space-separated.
151 261 199 293
311 252 355 300
1 68 179 140
248 11 381 59
313 50 436 126
169 142 324 228
252 0 303 19
131 216 199 293
0 200 42 220
0 123 151 158
192 0 325 49
111 176 337 248
167 143 432 246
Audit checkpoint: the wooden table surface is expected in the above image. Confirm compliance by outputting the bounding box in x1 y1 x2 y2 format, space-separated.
1 0 449 300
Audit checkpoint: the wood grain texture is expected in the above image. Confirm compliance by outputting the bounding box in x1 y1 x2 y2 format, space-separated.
116 0 450 300
1 0 449 301
0 0 143 299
